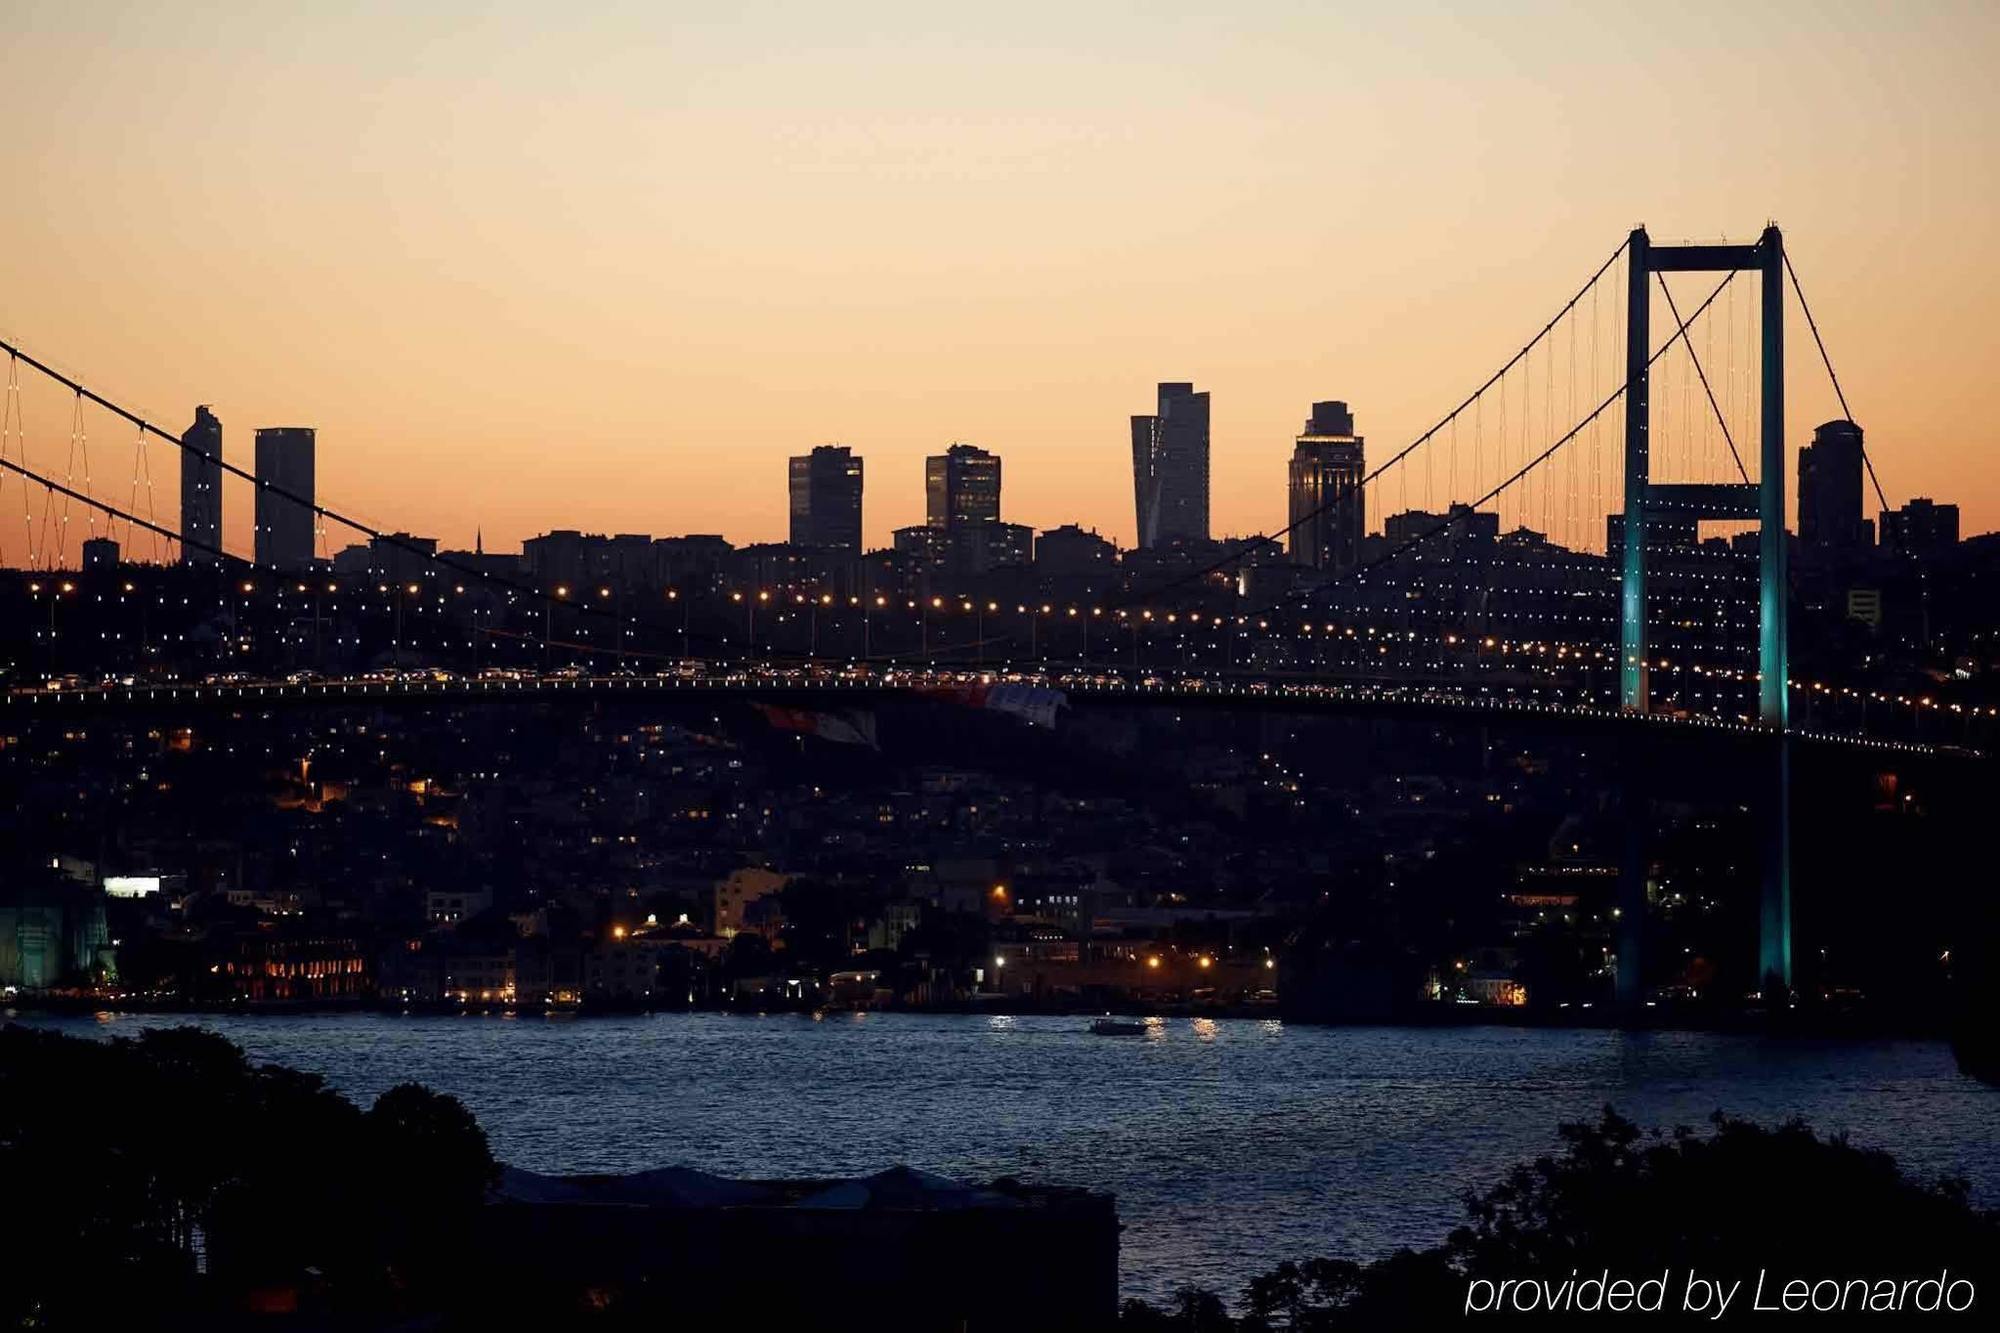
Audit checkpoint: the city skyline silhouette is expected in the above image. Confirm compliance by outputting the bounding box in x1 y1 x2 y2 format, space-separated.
0 2 1994 553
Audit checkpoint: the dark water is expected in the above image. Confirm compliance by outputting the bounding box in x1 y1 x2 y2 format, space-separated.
15 1011 1995 1305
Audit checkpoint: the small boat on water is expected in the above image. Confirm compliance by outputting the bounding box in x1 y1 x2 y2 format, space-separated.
1089 1017 1148 1036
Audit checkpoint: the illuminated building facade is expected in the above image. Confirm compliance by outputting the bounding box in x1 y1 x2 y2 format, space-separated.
1287 401 1366 572
925 443 1001 531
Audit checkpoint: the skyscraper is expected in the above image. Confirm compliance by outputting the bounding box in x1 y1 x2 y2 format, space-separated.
1798 419 1869 552
926 443 1001 530
179 405 223 566
1287 401 1366 572
788 445 864 550
921 443 1028 577
254 426 317 570
1131 382 1209 548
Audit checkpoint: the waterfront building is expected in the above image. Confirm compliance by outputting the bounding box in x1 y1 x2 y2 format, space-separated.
479 1165 1118 1331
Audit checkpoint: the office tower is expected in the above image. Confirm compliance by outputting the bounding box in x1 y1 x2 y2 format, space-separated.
788 445 864 550
179 405 223 566
253 427 317 570
1879 497 1959 554
1131 382 1210 548
1287 401 1366 572
925 443 1001 530
1798 419 1869 551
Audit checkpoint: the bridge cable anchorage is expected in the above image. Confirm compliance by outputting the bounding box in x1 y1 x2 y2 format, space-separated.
1655 271 1749 483
0 333 698 654
1099 235 1633 612
1783 249 1888 515
1238 268 1741 628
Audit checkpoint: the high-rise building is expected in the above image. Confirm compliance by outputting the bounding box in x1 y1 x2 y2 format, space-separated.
1287 401 1366 572
1879 497 1959 554
1798 419 1869 552
788 445 864 550
926 443 1001 531
1131 382 1209 548
179 405 223 566
253 427 317 570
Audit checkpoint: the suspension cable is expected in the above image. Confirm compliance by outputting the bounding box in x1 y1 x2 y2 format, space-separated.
0 333 667 639
1103 235 1634 609
1655 272 1749 484
1239 269 1741 624
1783 249 1889 515
0 448 227 563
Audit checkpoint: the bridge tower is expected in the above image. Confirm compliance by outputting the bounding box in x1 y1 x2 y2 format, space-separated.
1617 225 1792 1004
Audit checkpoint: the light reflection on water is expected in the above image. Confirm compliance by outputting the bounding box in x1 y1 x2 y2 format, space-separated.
18 1011 1996 1305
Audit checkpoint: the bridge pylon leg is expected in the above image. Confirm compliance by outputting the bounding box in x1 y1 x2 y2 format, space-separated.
1615 743 1649 1019
1619 228 1651 714
1759 735 1793 1000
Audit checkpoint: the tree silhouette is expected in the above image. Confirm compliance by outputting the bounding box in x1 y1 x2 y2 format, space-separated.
1124 1109 1997 1330
0 1024 495 1327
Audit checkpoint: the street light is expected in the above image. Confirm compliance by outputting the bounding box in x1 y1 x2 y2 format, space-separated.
547 585 569 672
733 590 768 659
394 582 420 671
35 579 70 670
668 588 690 659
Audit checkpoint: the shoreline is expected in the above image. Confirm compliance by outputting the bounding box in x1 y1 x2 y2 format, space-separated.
4 994 1954 1040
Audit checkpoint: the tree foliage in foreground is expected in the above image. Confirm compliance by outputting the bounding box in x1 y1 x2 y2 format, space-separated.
1123 1108 1997 1329
0 1023 495 1329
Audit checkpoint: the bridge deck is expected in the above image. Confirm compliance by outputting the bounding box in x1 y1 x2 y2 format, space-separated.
1 671 1963 759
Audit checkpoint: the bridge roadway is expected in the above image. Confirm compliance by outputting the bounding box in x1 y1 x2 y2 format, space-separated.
0 667 1965 760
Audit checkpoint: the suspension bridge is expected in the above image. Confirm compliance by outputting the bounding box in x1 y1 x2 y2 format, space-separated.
0 223 1983 1006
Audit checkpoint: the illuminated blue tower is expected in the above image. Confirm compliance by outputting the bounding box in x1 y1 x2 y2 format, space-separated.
1617 225 1791 1004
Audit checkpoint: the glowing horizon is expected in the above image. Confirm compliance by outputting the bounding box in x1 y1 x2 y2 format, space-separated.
1 1 1995 559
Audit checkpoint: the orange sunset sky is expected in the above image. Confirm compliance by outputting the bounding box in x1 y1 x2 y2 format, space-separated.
1 0 1996 557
